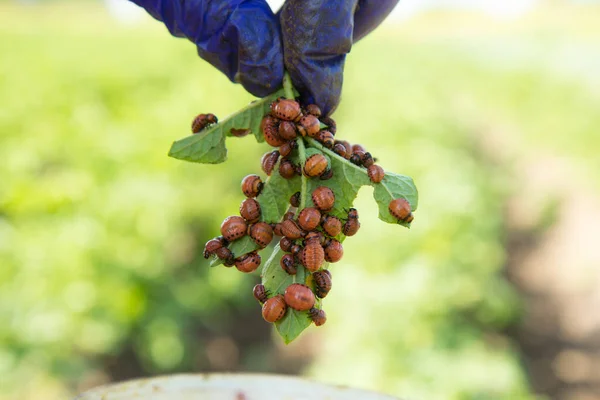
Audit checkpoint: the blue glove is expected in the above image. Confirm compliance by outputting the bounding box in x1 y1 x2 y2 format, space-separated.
128 0 399 116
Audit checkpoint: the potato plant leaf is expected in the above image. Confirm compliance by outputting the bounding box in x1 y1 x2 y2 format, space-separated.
373 172 419 226
262 245 303 296
209 236 259 268
168 88 285 163
172 74 418 344
307 138 418 225
168 127 227 164
261 244 321 344
257 169 301 223
275 307 313 345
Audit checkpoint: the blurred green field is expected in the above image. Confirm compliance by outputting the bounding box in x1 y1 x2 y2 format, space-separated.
1 2 599 400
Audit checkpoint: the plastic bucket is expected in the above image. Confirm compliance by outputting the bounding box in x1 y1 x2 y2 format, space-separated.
74 373 400 400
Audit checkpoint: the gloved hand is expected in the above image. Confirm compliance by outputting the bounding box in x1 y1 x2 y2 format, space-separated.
128 0 399 115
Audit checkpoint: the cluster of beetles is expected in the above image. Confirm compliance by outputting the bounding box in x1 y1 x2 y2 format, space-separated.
199 98 414 328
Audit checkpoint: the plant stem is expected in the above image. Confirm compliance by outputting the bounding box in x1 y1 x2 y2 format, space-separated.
283 72 295 100
296 137 308 211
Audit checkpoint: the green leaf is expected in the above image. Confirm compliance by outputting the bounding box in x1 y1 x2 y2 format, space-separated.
372 172 419 226
257 170 301 223
306 138 418 227
275 308 313 345
261 245 314 344
168 88 285 163
168 127 227 164
262 245 307 295
209 236 259 268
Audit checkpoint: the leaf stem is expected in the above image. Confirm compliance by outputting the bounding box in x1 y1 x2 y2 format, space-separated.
283 72 295 100
296 137 308 211
306 137 398 201
294 136 309 285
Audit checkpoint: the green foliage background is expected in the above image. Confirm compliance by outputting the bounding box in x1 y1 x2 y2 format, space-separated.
1 2 599 399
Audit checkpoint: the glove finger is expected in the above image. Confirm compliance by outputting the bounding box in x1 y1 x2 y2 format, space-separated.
280 0 359 116
276 0 399 43
353 0 400 42
215 0 284 96
129 0 283 97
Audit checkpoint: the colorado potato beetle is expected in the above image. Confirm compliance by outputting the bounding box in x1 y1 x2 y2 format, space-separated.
342 208 360 236
220 216 248 242
300 241 325 272
291 244 302 259
279 237 294 253
278 121 297 140
261 151 280 176
312 269 332 298
349 153 363 166
271 98 302 122
280 219 305 240
239 198 261 223
191 113 218 133
389 198 414 223
249 222 274 248
352 144 366 154
280 254 297 275
262 295 287 323
321 215 342 237
290 191 301 208
264 129 286 148
317 130 335 148
203 236 225 259
308 307 327 326
279 140 297 158
261 115 286 147
297 115 321 137
304 231 322 244
304 153 328 177
284 283 315 311
367 164 385 183
305 104 322 118
333 143 347 158
278 159 297 179
312 186 335 212
298 207 321 231
337 140 352 159
324 239 343 263
361 152 374 168
241 175 263 198
215 246 235 266
253 284 268 304
235 251 261 273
